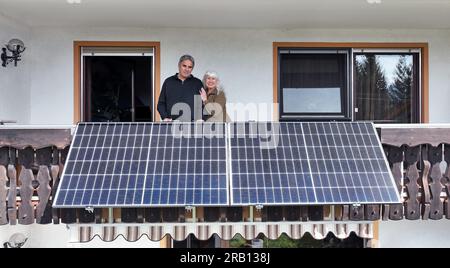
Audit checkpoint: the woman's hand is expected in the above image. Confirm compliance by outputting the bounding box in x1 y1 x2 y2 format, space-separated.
199 87 207 103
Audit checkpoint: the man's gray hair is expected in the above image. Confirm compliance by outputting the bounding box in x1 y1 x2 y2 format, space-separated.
178 54 195 67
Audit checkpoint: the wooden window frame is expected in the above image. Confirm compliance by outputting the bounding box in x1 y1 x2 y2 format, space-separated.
73 41 161 123
273 42 429 123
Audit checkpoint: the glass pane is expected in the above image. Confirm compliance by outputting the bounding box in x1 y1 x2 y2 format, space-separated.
134 57 153 122
84 56 153 122
279 52 348 118
354 54 418 123
283 87 341 113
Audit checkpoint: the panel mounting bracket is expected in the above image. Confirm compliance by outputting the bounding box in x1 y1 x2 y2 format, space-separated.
185 205 194 212
255 204 264 210
85 206 94 213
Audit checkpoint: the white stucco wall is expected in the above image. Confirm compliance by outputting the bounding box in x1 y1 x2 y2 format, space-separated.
27 27 450 124
0 224 68 248
379 220 450 248
0 224 159 248
0 14 31 124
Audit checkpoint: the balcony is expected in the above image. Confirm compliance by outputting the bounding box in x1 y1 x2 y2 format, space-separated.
0 124 449 241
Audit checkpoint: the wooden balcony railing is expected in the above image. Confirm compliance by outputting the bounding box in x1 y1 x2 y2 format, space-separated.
0 127 71 225
379 124 450 221
0 124 449 225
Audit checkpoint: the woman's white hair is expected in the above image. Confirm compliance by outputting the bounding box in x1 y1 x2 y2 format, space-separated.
202 70 223 93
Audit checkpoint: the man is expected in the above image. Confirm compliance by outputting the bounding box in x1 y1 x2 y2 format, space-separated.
157 54 203 122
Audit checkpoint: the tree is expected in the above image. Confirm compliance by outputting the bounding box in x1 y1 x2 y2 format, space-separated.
354 55 389 120
391 55 413 103
389 55 413 122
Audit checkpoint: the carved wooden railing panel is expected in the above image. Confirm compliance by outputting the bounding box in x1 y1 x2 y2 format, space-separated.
0 128 71 225
383 145 404 220
444 145 450 219
1 126 450 224
8 161 17 225
0 165 7 225
404 146 420 220
380 126 450 221
426 145 444 220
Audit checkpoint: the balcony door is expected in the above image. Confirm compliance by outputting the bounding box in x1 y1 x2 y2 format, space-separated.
82 47 153 122
74 41 161 123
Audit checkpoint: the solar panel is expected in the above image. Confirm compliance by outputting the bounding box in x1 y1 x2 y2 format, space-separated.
54 122 228 207
55 121 400 208
229 122 401 205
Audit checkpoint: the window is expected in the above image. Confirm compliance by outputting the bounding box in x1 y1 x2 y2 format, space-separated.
278 49 351 121
274 43 427 123
353 51 420 123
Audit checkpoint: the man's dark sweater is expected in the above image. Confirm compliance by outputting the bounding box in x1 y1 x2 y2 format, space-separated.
157 74 203 121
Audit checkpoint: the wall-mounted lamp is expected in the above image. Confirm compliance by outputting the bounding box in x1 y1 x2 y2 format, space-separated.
3 233 28 248
1 39 26 67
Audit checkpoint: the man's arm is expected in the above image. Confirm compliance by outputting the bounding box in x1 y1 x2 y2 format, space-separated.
157 81 170 120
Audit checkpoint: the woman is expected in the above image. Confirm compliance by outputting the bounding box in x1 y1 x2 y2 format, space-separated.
199 71 230 223
199 71 229 122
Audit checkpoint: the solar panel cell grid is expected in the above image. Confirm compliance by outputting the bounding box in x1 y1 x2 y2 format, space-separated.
229 122 401 205
54 121 400 208
54 122 228 207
